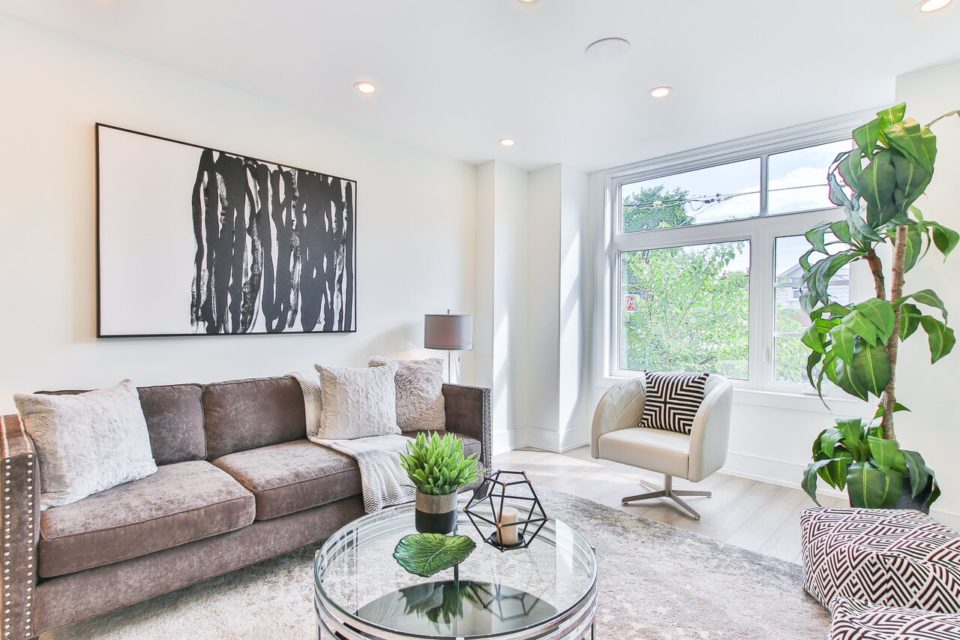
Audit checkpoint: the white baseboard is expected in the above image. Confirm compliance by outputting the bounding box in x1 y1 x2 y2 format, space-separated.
508 426 589 453
723 450 960 531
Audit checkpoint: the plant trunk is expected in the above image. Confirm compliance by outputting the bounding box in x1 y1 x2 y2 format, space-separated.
881 225 907 441
865 249 887 300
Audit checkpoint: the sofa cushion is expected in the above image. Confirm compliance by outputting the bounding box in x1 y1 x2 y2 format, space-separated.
37 383 206 465
203 377 306 459
212 440 362 520
38 461 254 578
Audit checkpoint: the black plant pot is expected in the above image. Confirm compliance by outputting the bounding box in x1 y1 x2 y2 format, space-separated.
891 475 933 514
415 491 458 534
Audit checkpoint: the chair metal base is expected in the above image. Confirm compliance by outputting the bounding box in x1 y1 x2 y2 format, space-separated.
621 475 711 520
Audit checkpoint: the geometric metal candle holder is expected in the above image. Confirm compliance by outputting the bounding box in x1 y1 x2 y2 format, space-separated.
464 470 547 552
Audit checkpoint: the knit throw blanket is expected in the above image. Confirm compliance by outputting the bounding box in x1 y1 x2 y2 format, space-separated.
314 434 416 513
291 370 415 513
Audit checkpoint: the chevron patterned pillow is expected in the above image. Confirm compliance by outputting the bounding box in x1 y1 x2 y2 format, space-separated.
801 508 960 613
829 597 960 640
639 371 709 434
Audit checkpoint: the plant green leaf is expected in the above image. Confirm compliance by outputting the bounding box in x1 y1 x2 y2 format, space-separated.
867 435 903 472
884 117 937 173
856 299 896 341
846 462 903 508
393 534 477 578
840 310 879 346
900 450 931 499
901 289 948 321
860 150 899 227
929 222 959 258
828 326 856 363
919 315 957 363
899 303 922 340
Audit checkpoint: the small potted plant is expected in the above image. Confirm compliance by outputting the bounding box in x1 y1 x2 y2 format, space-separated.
400 432 480 534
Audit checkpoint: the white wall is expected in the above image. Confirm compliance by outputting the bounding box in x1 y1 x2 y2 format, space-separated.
889 59 960 522
0 16 476 412
474 160 528 452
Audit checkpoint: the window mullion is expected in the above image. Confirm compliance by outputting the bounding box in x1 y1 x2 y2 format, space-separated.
759 154 769 216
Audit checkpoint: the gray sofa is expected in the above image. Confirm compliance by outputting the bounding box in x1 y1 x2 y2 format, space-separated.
0 375 491 638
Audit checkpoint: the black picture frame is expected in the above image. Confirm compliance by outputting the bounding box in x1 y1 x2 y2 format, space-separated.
95 123 358 338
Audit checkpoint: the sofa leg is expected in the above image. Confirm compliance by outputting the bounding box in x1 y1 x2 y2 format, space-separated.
621 475 711 520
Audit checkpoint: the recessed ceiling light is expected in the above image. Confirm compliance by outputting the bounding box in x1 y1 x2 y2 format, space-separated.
649 86 672 99
584 37 631 59
518 0 538 3
919 0 952 11
499 138 516 148
353 81 377 95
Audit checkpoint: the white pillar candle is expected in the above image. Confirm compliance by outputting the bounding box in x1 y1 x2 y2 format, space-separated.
497 506 519 546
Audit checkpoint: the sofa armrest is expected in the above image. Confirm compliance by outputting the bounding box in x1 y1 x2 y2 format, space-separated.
591 376 646 458
1 414 40 639
442 384 492 472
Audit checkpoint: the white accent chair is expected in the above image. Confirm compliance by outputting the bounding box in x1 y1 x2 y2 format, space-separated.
591 373 734 520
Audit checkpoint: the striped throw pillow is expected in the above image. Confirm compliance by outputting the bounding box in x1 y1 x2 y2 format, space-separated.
639 372 709 434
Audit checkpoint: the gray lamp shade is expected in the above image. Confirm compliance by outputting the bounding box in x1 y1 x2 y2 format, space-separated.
424 314 473 350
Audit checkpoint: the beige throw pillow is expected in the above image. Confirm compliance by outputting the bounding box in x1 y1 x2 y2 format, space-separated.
14 380 158 509
369 357 445 430
314 362 401 440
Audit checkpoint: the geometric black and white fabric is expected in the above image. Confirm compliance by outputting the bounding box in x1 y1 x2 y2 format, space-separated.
829 596 960 640
801 508 960 613
639 371 709 434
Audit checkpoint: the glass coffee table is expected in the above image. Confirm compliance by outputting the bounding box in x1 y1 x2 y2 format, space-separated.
314 502 598 639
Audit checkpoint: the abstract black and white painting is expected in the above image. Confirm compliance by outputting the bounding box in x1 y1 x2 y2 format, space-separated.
97 124 356 337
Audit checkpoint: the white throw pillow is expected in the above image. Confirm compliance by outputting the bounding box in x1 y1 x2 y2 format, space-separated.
369 357 445 430
314 362 401 440
14 380 158 509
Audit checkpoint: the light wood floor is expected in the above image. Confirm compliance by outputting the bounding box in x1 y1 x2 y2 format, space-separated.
493 446 847 564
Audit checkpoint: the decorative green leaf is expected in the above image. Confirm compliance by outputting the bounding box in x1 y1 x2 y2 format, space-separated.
867 436 903 472
919 315 956 363
901 450 931 499
899 303 922 340
400 432 479 496
884 117 937 173
846 462 903 508
901 289 949 321
860 150 899 227
873 402 910 419
828 325 856 363
840 310 879 346
856 299 896 341
393 534 477 578
836 149 864 194
802 460 832 504
834 342 890 400
830 219 854 246
929 222 959 258
805 224 830 254
853 117 884 156
819 456 851 490
890 152 932 215
845 206 883 242
827 173 852 209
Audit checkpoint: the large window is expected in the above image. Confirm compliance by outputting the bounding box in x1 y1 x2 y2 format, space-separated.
604 130 866 394
620 242 750 379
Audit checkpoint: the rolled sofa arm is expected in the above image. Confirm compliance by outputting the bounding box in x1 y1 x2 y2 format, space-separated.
442 384 492 472
591 376 647 458
1 414 39 640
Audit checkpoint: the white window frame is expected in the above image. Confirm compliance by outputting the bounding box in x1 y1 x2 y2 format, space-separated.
593 109 878 402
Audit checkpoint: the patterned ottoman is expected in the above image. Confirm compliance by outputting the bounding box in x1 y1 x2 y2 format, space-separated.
801 508 960 612
829 597 960 640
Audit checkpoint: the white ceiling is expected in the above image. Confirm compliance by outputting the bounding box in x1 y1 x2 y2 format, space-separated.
3 0 960 171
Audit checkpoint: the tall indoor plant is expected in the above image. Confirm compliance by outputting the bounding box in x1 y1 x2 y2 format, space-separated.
801 103 959 510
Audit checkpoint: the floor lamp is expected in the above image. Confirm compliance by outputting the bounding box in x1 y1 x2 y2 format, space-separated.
424 312 473 383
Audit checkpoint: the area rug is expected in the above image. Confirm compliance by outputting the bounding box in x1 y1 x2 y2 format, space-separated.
46 489 829 639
